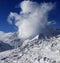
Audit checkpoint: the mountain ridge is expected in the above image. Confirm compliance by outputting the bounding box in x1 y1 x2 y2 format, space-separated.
0 28 60 52
0 34 60 63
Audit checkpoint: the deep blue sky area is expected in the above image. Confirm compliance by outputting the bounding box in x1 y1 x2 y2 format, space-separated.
0 0 60 32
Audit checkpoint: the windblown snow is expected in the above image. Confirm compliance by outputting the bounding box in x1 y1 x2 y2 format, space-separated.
0 35 60 63
8 0 54 40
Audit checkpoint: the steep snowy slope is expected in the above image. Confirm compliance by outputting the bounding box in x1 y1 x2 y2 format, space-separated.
0 35 60 63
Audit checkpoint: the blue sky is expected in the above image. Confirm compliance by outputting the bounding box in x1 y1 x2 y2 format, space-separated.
0 0 60 32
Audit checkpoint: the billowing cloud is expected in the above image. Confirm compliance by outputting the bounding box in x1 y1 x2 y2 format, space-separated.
8 0 54 40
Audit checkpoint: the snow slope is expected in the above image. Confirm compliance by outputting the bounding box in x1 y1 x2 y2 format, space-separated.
0 35 60 63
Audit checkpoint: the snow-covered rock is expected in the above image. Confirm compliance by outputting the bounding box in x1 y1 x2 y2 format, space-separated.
0 34 60 63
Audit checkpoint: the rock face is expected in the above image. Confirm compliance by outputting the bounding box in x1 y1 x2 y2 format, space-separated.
0 35 60 63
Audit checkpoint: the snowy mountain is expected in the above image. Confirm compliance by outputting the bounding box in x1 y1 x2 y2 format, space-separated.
0 28 60 52
0 34 60 63
0 32 21 52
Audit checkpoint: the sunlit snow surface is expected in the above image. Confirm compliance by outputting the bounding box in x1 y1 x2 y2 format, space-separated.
0 35 60 63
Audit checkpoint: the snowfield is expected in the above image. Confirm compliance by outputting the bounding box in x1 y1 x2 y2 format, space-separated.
0 35 60 63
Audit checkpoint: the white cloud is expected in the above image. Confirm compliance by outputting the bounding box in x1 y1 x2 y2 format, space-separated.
8 0 54 40
0 31 13 42
20 1 38 13
47 20 56 25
